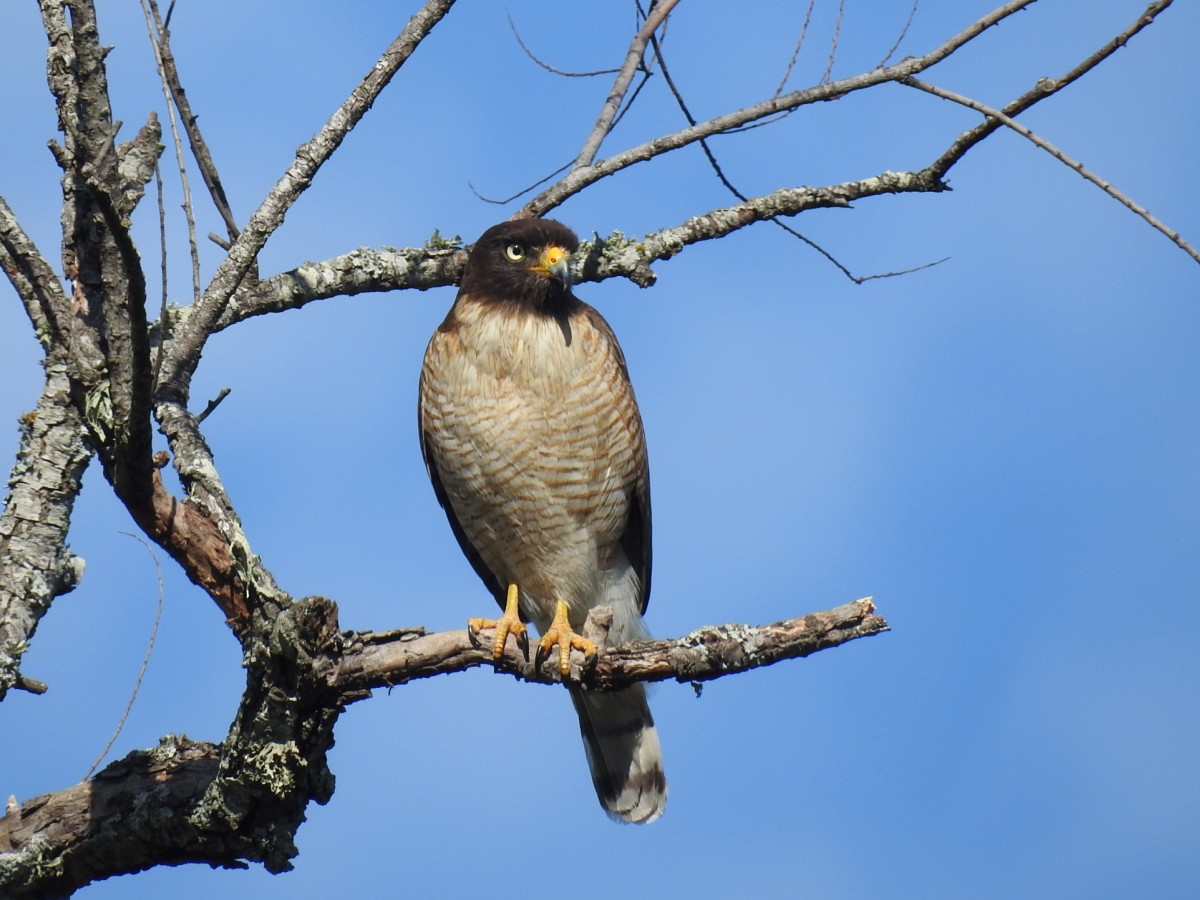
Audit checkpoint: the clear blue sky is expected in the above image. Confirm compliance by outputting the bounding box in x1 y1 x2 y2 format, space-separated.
3 2 1198 897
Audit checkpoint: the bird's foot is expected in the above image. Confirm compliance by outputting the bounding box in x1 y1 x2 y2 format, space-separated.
536 599 597 676
468 583 528 661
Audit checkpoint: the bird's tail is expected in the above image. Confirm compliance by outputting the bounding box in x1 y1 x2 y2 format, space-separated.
570 684 666 824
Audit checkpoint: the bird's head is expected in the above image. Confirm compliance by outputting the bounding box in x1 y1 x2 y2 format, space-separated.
459 218 580 313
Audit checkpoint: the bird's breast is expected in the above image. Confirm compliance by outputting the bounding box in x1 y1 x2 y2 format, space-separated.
420 299 643 620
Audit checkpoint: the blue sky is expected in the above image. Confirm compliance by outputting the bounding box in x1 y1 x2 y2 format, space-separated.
2 1 1198 897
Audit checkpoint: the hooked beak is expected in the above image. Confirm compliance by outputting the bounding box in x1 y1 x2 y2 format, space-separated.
537 245 573 289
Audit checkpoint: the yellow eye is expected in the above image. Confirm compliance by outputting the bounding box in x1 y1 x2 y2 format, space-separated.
504 243 526 262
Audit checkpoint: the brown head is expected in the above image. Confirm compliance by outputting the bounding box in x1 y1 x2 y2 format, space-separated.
458 219 580 315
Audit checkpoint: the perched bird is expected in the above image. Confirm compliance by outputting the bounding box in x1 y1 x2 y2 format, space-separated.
418 218 666 823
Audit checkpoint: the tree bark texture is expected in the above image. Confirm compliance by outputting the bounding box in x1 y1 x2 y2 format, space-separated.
0 598 886 898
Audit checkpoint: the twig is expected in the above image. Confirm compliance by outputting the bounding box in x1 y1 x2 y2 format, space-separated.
926 0 1175 179
650 26 937 284
151 158 169 387
83 533 165 780
139 0 201 302
823 0 845 83
506 10 619 77
143 0 239 245
907 76 1199 265
573 0 681 169
468 160 572 205
878 0 921 68
195 387 231 423
774 0 817 96
520 0 1038 217
155 0 459 395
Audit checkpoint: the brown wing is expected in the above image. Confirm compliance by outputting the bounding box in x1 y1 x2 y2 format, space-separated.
583 304 653 615
417 366 509 614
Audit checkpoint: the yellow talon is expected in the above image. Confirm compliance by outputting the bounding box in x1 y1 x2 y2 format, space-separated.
468 583 528 660
536 599 597 676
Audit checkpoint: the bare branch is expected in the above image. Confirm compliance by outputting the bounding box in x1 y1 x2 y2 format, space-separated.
200 166 947 322
578 169 949 287
519 0 1038 217
909 76 1198 264
506 10 620 77
154 0 459 396
878 0 921 68
823 0 846 83
139 0 203 300
0 358 91 702
141 0 240 247
573 0 680 169
0 599 885 894
330 598 887 694
214 241 467 330
41 0 157 513
0 194 71 347
926 0 1175 179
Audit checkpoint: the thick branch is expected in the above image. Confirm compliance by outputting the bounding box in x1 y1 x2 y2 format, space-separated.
213 241 469 331
42 0 158 512
0 195 71 350
1 598 884 894
0 358 91 701
330 598 887 695
0 737 224 900
195 166 947 326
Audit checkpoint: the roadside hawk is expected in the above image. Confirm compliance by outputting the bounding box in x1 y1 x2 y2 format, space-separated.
418 218 666 823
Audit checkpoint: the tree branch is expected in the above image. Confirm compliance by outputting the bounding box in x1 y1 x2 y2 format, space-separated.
924 0 1176 180
0 194 71 350
192 166 947 328
142 0 240 246
154 0 459 398
907 75 1198 264
0 598 886 894
573 0 680 169
0 358 91 702
517 0 1038 218
330 597 888 695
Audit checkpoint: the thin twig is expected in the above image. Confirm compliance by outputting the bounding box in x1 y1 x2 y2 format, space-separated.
573 0 681 169
823 0 846 83
878 0 921 69
151 158 169 387
520 0 1039 218
650 21 942 284
140 0 201 302
926 0 1175 179
469 160 573 205
83 533 165 780
775 0 817 96
145 0 240 244
156 0 458 396
506 10 619 77
907 76 1199 264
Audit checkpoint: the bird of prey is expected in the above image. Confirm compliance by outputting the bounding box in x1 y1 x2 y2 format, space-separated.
418 218 666 823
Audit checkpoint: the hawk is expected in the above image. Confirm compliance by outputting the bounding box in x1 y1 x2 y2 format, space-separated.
418 218 666 823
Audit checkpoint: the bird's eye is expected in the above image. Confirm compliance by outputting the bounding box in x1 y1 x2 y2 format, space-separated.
504 243 526 262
